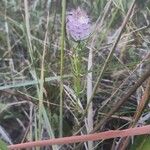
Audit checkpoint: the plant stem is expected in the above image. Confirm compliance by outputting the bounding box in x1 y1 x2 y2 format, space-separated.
74 44 81 98
59 0 66 137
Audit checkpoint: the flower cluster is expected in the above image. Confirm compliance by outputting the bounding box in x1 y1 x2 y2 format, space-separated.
66 7 91 41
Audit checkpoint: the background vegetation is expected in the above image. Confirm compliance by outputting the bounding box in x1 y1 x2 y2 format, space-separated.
0 0 150 149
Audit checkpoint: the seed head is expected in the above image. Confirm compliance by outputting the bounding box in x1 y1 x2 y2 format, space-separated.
66 7 91 41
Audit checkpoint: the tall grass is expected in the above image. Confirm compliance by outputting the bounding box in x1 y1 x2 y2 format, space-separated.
59 0 66 137
0 0 150 149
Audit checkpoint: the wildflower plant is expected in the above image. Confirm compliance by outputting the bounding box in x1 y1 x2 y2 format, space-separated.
66 7 92 99
66 7 91 41
66 7 94 149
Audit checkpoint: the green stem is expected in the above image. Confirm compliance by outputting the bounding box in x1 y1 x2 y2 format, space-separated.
71 43 83 103
59 0 66 137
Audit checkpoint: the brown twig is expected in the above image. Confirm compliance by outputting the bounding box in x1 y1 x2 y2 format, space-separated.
8 125 150 149
92 65 150 133
132 78 150 124
117 77 150 150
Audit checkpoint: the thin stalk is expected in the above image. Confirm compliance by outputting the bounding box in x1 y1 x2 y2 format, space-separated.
24 0 40 96
24 0 40 145
38 26 47 139
38 7 59 150
87 43 93 149
59 0 66 137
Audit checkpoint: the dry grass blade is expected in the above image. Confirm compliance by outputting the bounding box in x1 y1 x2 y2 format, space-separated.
59 0 66 137
86 44 93 150
117 77 150 150
92 65 150 133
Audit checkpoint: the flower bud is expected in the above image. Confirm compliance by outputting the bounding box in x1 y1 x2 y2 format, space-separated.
66 7 91 41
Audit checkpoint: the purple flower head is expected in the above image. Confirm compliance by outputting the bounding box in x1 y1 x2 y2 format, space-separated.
66 7 91 41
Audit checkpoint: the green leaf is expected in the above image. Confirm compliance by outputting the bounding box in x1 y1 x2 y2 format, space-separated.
0 140 8 150
130 135 150 150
